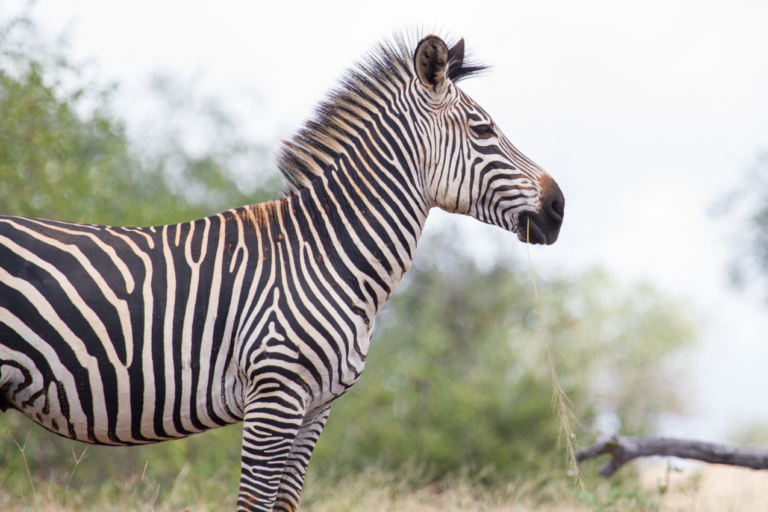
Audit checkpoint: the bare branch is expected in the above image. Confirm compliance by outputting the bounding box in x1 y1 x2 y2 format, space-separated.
576 436 768 477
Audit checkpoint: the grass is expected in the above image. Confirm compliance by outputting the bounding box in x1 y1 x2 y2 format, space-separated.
527 219 583 490
3 455 767 512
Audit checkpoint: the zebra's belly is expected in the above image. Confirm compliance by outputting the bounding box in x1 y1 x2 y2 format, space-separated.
0 339 245 445
0 345 105 442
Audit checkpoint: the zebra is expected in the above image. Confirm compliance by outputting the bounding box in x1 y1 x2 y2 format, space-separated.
0 34 564 511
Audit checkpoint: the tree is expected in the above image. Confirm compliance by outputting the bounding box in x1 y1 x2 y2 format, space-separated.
722 152 768 295
0 11 279 226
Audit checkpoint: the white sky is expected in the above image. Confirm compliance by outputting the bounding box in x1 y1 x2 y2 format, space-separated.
6 0 768 442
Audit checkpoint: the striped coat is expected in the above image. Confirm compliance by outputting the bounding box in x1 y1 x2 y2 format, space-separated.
0 34 564 511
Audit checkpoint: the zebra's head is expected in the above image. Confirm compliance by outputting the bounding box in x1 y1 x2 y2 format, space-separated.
413 35 564 245
278 33 564 245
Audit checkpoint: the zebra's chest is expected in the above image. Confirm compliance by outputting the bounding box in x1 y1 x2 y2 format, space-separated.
236 283 375 412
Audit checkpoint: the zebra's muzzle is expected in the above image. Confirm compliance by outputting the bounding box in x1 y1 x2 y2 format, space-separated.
517 214 548 245
517 175 564 245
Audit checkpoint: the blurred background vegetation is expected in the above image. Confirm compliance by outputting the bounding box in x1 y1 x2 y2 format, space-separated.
723 152 768 298
0 10 703 511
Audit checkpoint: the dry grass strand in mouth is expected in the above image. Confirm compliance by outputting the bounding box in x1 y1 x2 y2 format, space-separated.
526 219 585 491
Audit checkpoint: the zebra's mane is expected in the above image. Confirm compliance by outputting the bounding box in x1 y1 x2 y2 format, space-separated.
277 33 487 194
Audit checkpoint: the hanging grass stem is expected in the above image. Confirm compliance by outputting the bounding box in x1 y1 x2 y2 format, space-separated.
526 218 585 491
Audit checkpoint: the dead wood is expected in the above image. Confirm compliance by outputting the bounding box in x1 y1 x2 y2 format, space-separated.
576 436 768 477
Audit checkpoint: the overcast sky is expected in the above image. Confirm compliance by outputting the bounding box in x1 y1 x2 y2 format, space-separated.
6 0 768 442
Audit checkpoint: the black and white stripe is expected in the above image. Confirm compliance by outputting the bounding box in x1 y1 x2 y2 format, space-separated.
0 34 564 511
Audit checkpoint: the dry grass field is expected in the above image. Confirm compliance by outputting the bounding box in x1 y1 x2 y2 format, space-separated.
303 464 768 512
2 462 767 511
639 463 768 512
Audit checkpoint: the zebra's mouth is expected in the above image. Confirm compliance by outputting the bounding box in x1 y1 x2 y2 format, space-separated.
517 214 548 245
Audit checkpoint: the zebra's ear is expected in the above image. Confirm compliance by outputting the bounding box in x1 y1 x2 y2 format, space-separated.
414 35 450 95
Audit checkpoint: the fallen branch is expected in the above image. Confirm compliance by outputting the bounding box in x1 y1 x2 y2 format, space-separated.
576 436 768 477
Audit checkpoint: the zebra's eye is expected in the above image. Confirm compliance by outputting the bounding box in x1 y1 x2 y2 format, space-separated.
471 124 494 138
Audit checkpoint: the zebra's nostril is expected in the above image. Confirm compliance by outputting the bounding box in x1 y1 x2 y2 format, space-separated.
542 179 565 224
551 198 564 218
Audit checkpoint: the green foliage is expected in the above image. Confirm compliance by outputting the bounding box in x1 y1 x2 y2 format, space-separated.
0 54 131 222
309 235 696 481
726 152 768 295
0 12 279 226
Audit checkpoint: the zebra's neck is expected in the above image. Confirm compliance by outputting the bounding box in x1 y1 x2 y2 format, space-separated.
273 154 430 319
273 56 437 318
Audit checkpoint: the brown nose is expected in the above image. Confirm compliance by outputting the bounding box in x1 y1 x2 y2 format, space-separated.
541 174 565 226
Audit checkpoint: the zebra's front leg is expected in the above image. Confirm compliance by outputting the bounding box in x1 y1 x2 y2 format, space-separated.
273 404 332 512
237 388 306 512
